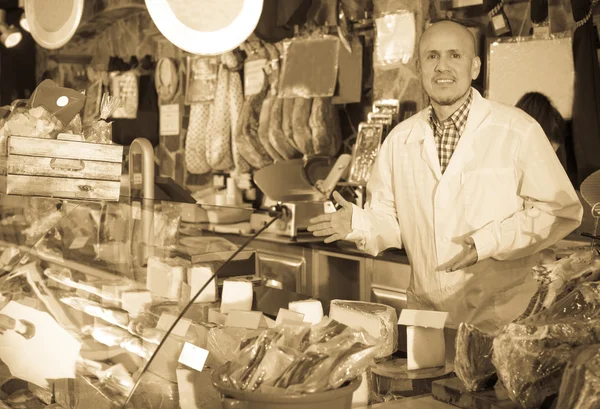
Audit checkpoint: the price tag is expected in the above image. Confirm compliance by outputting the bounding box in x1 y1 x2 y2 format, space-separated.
178 342 209 372
159 104 181 136
131 202 141 220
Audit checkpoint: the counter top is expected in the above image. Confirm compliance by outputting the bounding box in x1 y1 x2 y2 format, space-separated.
246 231 410 264
356 395 453 409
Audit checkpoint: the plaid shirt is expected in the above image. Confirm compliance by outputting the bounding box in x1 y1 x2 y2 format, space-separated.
429 90 473 173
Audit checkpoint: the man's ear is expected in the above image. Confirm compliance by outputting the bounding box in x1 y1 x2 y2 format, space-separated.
471 56 481 80
416 57 421 74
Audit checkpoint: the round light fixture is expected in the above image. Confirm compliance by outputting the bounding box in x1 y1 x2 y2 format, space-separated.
1 28 22 48
25 0 84 50
0 10 22 48
145 0 264 55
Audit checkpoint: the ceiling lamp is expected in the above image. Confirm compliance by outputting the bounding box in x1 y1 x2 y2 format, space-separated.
0 10 22 48
145 0 264 55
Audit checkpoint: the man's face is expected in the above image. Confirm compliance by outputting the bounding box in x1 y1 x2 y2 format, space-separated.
418 23 481 107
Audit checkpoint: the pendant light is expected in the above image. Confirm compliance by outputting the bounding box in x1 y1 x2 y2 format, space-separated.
0 10 22 48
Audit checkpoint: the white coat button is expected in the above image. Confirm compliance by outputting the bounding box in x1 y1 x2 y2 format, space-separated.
442 237 449 243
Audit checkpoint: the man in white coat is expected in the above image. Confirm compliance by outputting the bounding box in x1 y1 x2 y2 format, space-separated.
308 20 583 333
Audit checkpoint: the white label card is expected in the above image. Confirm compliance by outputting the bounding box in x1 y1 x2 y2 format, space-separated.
178 342 209 372
159 104 181 136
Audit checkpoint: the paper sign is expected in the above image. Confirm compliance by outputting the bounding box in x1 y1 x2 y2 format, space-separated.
131 202 141 220
0 301 81 388
275 308 305 326
178 342 209 372
225 310 263 329
208 308 227 325
159 104 181 136
244 59 267 96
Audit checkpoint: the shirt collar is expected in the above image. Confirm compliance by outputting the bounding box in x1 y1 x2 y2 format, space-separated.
428 89 473 135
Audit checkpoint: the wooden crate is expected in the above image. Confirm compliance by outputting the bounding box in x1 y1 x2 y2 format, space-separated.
0 134 123 201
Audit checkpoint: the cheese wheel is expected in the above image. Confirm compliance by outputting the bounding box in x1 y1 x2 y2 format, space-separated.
329 300 398 358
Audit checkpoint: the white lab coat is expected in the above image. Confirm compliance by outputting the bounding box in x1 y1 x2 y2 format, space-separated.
349 89 583 333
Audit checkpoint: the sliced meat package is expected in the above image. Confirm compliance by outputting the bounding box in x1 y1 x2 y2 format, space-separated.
492 282 600 409
228 69 252 173
555 344 600 409
454 322 497 392
310 97 342 156
233 41 274 169
455 249 600 399
185 103 212 174
292 97 314 155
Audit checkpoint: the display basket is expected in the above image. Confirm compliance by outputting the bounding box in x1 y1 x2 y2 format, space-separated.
211 363 362 409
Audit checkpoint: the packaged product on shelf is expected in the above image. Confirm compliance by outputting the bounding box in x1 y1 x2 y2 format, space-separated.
206 326 263 367
218 321 379 395
288 299 324 324
0 80 123 201
146 256 190 301
330 299 398 358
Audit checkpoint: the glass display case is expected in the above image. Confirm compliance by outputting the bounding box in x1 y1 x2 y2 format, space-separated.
0 193 290 409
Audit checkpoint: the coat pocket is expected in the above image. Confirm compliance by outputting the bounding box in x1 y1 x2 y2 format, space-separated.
463 167 520 229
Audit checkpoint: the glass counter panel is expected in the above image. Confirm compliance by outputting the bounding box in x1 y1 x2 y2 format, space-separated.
0 195 285 408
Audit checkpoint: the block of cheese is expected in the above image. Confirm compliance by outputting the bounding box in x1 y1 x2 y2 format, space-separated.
288 299 324 324
398 309 448 370
220 279 253 313
187 265 217 303
330 300 398 358
147 257 189 300
121 290 153 317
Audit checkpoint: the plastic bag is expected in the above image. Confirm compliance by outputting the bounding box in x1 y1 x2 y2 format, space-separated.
374 11 416 68
83 93 120 144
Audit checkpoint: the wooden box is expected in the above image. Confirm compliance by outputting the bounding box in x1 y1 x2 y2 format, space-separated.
0 134 123 201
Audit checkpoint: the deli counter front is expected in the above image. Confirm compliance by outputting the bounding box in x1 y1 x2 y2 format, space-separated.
0 193 435 409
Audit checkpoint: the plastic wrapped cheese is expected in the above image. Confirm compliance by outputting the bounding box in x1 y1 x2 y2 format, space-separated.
329 300 398 358
146 257 189 300
187 265 217 303
288 299 324 324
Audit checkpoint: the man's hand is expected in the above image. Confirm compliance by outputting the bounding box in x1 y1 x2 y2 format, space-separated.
307 191 353 243
436 237 478 272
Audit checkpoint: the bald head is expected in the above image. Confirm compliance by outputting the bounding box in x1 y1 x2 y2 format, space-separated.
417 20 481 117
418 20 477 60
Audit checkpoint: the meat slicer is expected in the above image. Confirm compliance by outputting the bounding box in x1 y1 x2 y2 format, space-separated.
253 154 352 238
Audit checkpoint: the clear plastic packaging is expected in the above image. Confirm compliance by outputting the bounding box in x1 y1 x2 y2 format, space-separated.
492 282 600 409
219 321 378 395
83 93 120 144
374 11 416 68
